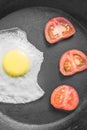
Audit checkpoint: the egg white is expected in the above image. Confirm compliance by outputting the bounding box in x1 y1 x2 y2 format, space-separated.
0 27 44 104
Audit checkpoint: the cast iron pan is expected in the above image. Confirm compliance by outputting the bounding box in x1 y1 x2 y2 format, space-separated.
0 7 87 130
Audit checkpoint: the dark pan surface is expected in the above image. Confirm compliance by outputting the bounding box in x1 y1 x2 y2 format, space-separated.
0 7 86 127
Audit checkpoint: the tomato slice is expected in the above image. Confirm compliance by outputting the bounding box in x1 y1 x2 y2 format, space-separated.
59 49 87 76
51 85 79 111
45 17 76 44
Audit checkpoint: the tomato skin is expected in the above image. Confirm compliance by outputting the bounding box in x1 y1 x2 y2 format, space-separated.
45 17 76 44
59 49 87 76
51 85 79 111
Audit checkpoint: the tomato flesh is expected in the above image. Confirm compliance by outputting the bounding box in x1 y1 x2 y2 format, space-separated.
45 17 76 44
51 85 79 111
59 49 87 76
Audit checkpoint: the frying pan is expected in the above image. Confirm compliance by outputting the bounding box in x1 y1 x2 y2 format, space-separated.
0 0 87 130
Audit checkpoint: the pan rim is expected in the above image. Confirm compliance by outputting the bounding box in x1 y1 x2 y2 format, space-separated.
0 100 87 130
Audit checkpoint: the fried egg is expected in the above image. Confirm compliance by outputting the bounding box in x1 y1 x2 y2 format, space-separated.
0 27 44 104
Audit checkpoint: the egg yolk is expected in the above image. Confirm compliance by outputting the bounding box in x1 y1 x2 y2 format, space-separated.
2 49 30 77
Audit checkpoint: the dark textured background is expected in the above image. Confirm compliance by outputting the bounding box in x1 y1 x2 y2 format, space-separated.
0 0 87 29
0 0 86 130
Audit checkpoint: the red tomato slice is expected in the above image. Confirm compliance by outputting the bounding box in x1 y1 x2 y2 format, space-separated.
51 85 79 111
45 17 76 44
59 49 87 76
